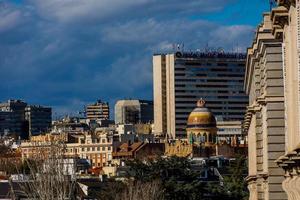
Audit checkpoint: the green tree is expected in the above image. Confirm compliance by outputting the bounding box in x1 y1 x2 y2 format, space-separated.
126 156 207 200
208 155 249 200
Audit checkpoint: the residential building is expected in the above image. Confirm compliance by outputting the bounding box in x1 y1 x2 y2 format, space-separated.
217 121 246 146
20 132 114 168
85 100 109 120
52 116 89 134
114 100 153 124
112 142 164 160
0 100 27 138
153 51 248 138
243 13 287 200
25 105 52 137
65 133 113 168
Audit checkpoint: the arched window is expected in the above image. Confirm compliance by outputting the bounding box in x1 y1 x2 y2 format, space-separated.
208 133 212 142
189 133 194 144
202 133 207 143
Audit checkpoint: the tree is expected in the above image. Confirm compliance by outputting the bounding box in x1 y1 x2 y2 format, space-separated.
207 155 249 200
14 142 77 200
126 156 207 200
117 179 164 200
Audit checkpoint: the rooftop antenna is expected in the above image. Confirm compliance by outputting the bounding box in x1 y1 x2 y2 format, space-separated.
204 43 209 52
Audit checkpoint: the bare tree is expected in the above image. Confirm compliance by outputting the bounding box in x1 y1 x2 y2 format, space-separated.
117 179 164 200
15 142 77 200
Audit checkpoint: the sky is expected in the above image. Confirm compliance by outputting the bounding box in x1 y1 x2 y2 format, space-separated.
0 0 269 118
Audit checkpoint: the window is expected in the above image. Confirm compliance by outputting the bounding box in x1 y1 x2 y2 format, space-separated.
87 147 90 151
97 147 100 151
108 147 111 151
102 139 106 143
92 147 95 151
102 147 105 151
81 148 85 152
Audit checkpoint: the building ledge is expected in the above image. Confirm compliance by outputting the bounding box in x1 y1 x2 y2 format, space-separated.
245 175 257 183
276 0 295 8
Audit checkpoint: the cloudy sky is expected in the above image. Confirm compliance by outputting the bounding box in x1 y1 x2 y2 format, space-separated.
0 0 268 118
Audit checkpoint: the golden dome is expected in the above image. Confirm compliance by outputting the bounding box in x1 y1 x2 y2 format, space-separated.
187 99 216 128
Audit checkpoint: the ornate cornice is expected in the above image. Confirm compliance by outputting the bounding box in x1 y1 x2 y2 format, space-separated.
245 175 257 183
271 6 289 39
257 95 267 105
276 146 300 172
276 0 296 8
258 172 269 180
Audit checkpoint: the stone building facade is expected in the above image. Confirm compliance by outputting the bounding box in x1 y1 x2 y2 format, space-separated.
21 132 113 168
244 13 287 200
271 0 300 199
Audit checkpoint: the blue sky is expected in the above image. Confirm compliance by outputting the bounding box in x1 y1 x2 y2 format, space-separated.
0 0 269 118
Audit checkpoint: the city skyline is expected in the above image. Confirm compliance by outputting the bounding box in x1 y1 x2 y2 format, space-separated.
0 0 269 115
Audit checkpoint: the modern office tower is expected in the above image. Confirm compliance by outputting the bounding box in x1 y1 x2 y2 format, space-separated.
85 100 109 120
0 100 27 138
114 100 154 124
0 111 12 136
25 105 52 137
153 51 248 138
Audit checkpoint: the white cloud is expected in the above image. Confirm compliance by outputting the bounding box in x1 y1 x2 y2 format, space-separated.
0 9 21 32
209 25 255 51
28 0 233 23
0 0 255 115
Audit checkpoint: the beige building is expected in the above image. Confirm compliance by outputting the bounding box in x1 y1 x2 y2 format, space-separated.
245 1 300 199
21 132 113 168
85 100 109 120
271 1 300 199
244 13 287 200
153 52 248 139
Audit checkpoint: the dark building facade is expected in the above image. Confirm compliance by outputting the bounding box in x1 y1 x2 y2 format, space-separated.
25 105 52 137
114 100 153 124
0 100 27 138
0 100 52 138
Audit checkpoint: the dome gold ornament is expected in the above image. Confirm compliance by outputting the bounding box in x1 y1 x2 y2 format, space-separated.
197 98 206 107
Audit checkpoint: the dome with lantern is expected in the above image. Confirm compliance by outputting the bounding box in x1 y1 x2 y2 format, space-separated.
186 99 217 146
